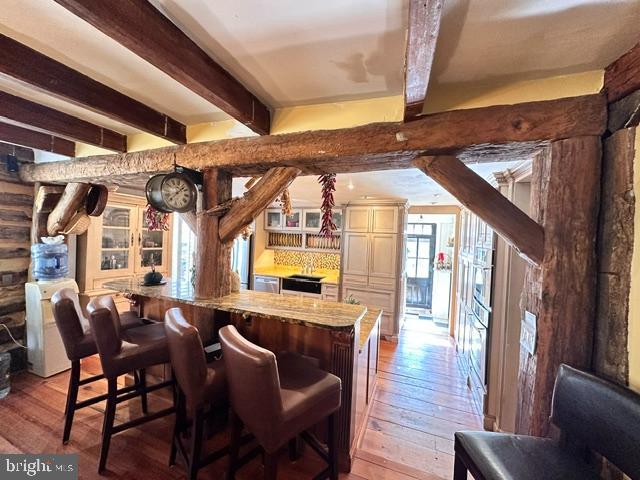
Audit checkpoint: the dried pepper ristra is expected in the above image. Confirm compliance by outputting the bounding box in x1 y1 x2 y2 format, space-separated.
145 204 170 231
318 173 337 238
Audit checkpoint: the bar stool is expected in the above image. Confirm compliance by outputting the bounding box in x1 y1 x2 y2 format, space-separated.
87 300 174 474
164 308 229 479
51 288 149 444
219 325 341 480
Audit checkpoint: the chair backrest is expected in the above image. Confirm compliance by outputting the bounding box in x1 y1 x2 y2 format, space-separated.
87 307 123 378
219 325 283 440
87 295 124 338
551 364 640 479
51 288 91 360
164 308 208 409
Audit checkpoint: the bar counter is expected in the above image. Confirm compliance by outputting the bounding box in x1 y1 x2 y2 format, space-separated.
104 277 381 472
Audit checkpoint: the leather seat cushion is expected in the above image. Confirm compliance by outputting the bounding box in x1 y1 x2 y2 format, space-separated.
455 432 601 480
119 311 147 330
72 332 98 359
106 323 169 377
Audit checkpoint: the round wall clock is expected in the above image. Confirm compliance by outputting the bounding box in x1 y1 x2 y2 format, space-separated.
145 172 198 213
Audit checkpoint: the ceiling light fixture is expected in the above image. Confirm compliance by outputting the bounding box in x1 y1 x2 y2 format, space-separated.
348 180 355 190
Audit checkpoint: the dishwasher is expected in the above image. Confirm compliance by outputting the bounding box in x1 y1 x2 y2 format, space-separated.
253 275 280 293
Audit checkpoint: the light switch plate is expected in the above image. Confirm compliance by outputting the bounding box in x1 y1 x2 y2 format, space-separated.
520 310 537 355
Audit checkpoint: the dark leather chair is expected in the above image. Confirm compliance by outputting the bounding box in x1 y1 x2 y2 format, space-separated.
51 288 148 444
164 308 228 480
87 299 174 474
454 364 640 480
219 325 342 480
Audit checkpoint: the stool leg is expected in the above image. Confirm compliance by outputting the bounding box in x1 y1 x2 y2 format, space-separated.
188 408 204 480
98 378 117 474
327 413 339 480
453 453 467 480
227 409 242 480
138 368 148 414
288 436 301 461
169 390 184 467
263 452 278 480
62 360 80 444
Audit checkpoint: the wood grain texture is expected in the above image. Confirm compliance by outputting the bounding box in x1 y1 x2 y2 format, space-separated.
0 121 75 156
0 34 185 144
516 136 601 437
219 167 300 242
47 182 91 235
35 185 65 213
195 169 233 299
604 42 640 103
608 89 640 132
20 94 607 182
403 0 443 119
0 143 34 163
55 0 271 135
414 155 544 265
594 127 636 385
0 91 126 152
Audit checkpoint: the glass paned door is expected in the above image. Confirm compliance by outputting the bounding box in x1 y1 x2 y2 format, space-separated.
405 223 437 309
100 206 134 274
138 208 169 271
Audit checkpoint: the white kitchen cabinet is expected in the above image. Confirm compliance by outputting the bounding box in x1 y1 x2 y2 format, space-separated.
371 207 398 233
343 233 369 276
368 233 397 280
264 209 283 230
345 207 370 232
322 284 339 302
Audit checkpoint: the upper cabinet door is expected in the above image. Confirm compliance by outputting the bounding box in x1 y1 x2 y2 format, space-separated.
345 207 370 232
303 209 322 232
371 207 398 233
97 204 137 278
264 209 283 230
369 233 398 278
137 207 171 274
342 233 370 276
282 209 302 231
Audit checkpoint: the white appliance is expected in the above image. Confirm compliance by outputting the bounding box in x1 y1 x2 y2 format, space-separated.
25 279 77 377
253 275 280 294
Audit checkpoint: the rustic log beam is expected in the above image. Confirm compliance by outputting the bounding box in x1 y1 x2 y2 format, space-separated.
35 185 65 213
0 121 75 156
0 34 186 144
20 94 607 182
219 167 301 243
47 183 91 235
608 89 640 133
0 143 34 163
414 155 545 265
0 91 126 152
403 0 443 120
604 42 640 103
195 169 232 299
54 0 271 135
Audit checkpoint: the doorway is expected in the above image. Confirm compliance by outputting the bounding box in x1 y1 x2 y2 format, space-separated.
405 223 437 310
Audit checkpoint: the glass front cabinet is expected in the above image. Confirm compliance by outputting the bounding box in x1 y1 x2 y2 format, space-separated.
77 193 172 311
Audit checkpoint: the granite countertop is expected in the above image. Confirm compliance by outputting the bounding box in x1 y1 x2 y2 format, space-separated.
253 265 340 285
104 277 365 331
359 308 382 352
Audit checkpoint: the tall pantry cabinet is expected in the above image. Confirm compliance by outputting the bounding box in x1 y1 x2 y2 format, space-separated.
341 200 408 338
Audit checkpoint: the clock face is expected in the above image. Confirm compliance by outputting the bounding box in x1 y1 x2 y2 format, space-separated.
160 174 196 212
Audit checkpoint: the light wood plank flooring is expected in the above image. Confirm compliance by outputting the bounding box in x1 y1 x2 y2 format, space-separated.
0 317 480 479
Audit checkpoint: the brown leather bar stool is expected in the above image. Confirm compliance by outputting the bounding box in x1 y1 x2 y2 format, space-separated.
51 288 149 444
219 325 342 480
164 307 229 479
87 299 174 474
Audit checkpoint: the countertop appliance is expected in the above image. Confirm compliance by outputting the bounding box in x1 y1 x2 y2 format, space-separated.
281 274 325 297
25 278 77 377
253 275 280 294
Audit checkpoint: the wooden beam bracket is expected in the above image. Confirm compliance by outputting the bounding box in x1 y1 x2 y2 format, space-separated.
47 183 91 235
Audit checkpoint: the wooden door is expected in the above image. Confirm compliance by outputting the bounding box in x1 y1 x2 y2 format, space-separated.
344 207 370 232
343 233 369 276
368 233 397 279
371 207 398 233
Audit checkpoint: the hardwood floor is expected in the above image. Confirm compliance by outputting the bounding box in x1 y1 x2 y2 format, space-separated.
0 317 481 479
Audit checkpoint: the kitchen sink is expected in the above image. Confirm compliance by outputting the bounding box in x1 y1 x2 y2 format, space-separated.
287 274 325 282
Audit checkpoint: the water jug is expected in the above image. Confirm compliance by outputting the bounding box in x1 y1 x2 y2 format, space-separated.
31 243 69 280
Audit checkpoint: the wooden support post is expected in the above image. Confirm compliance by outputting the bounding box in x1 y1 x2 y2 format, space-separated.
32 185 64 243
413 155 544 265
195 169 232 299
47 182 90 235
218 167 301 243
516 136 601 436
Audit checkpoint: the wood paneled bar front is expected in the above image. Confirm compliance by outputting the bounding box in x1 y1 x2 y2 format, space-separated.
104 278 381 472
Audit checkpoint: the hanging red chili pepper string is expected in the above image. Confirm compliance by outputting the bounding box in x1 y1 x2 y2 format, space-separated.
145 204 170 231
318 173 336 238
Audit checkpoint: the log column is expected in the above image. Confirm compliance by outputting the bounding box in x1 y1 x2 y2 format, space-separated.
516 136 601 436
195 168 232 299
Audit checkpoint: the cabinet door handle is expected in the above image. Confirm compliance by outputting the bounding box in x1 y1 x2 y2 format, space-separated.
138 233 141 245
130 233 134 246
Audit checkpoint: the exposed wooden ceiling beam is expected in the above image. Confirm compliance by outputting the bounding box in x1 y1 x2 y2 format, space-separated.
54 0 271 135
604 42 640 103
0 143 35 163
0 34 186 144
0 122 75 156
19 94 607 183
0 91 126 152
414 155 544 265
403 0 444 120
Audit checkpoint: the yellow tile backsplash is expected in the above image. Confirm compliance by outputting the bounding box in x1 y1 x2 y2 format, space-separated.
274 250 341 270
